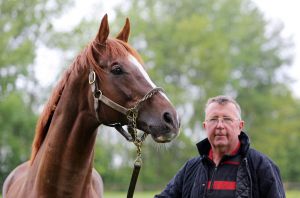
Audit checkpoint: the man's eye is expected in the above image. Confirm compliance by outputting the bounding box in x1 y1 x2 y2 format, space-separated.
223 117 234 124
111 64 123 75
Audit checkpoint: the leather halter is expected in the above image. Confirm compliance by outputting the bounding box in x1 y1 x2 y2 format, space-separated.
89 69 164 198
88 70 164 138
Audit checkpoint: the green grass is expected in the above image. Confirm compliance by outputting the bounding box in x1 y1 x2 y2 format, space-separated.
104 191 159 198
103 190 300 198
1 190 299 197
287 190 300 198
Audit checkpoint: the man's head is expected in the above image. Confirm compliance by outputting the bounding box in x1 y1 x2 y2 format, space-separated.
203 95 244 153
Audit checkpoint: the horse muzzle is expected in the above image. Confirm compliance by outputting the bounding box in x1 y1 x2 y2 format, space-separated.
137 109 180 143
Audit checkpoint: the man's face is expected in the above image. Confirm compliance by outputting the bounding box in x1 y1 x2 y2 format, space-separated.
203 102 244 152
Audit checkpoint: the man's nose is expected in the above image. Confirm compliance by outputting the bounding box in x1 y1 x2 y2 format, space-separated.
215 119 225 127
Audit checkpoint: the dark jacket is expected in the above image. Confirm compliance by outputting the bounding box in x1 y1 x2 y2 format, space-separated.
155 132 285 198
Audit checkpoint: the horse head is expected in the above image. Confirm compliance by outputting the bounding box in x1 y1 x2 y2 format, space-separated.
87 14 180 143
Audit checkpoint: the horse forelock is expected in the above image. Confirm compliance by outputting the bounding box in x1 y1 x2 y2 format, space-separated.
88 37 144 71
112 38 144 65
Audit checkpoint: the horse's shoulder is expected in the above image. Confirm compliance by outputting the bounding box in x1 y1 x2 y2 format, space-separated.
91 168 103 197
2 161 30 197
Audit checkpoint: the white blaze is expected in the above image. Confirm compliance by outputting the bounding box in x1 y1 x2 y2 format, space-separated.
128 54 170 101
128 54 156 88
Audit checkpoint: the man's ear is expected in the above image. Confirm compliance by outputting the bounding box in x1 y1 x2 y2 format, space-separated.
95 14 109 45
116 18 130 42
239 120 245 130
203 121 207 129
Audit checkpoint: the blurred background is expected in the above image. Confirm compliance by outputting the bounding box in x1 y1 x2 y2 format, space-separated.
1 0 300 195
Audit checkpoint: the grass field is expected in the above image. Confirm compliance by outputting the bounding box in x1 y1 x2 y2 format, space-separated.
104 191 159 198
1 190 299 197
287 190 300 198
103 190 300 198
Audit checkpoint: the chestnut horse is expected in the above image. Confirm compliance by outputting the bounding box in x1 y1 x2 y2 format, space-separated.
2 14 180 198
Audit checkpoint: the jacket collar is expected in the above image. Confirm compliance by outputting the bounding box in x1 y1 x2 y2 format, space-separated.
196 131 250 157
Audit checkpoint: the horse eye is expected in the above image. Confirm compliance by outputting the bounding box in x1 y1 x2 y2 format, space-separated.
111 64 123 75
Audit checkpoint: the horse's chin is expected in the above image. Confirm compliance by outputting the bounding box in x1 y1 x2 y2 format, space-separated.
151 132 178 143
138 125 178 143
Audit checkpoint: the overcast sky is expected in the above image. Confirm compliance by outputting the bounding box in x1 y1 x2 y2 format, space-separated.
253 0 300 97
35 0 300 97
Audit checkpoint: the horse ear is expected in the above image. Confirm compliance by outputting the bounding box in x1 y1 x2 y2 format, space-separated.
116 18 130 42
96 14 109 44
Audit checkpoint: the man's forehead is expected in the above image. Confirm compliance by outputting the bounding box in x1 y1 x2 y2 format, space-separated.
205 102 239 116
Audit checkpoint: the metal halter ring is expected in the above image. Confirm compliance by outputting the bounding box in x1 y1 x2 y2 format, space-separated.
89 71 96 84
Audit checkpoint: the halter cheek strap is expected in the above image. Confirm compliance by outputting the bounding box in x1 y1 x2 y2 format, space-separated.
89 71 128 117
89 70 135 141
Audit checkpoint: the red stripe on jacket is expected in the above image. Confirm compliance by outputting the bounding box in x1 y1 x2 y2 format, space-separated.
207 181 236 190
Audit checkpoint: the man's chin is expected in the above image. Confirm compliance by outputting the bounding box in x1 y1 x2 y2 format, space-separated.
213 141 228 150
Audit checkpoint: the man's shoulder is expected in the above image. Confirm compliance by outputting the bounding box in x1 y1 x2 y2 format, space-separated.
246 148 285 197
177 156 204 183
248 148 273 161
181 156 203 172
247 147 267 158
247 148 280 170
186 156 203 165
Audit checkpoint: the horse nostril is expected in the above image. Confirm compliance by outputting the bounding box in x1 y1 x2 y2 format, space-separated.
163 112 173 124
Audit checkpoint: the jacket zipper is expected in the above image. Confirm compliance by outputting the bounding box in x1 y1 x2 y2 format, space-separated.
209 166 218 192
244 158 253 198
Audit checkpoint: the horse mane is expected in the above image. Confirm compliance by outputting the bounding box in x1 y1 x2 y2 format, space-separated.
30 63 73 163
30 37 143 163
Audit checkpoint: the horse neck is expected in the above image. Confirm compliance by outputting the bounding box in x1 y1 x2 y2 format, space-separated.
32 66 100 196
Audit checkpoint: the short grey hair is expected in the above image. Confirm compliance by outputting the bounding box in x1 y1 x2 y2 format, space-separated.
204 95 242 119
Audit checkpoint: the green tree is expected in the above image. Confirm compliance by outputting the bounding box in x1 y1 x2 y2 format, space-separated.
0 0 72 187
111 0 300 185
0 0 72 95
0 93 37 186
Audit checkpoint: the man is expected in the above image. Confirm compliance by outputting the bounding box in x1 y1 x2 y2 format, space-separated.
155 95 285 198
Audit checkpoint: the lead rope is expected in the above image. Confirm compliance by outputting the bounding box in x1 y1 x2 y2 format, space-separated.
126 104 148 198
127 135 144 198
125 87 164 198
